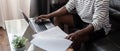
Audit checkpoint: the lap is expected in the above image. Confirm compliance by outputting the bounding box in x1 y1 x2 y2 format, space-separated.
54 14 74 27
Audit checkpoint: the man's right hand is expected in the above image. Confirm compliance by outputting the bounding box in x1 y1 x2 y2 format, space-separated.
36 14 50 20
35 14 50 23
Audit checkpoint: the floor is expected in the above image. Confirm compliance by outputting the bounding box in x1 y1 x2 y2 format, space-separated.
0 27 10 51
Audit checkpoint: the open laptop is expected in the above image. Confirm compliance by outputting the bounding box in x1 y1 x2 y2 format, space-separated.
21 11 48 33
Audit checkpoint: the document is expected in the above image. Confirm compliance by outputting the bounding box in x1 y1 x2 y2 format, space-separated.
31 37 72 51
31 26 72 51
32 26 68 38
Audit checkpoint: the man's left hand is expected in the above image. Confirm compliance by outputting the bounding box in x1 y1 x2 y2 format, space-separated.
66 24 94 42
66 29 89 42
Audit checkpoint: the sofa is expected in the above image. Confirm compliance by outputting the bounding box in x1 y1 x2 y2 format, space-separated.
81 0 120 51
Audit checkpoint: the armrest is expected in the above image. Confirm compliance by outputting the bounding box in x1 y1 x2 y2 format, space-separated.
81 37 120 51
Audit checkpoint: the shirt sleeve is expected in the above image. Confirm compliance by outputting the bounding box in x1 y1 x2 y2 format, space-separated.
91 0 109 31
65 0 76 12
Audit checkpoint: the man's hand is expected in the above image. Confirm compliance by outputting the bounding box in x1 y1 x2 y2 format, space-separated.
37 14 50 19
66 24 94 42
66 29 89 42
35 14 50 23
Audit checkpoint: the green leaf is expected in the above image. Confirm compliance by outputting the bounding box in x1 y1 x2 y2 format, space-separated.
12 35 28 49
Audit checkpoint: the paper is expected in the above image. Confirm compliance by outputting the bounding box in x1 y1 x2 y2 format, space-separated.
33 26 68 38
31 37 72 51
31 26 72 51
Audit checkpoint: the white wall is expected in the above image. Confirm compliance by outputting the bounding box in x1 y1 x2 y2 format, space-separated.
0 0 30 28
0 0 5 28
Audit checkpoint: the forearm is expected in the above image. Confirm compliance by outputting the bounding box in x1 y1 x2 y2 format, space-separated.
74 24 94 35
66 24 94 42
47 6 68 18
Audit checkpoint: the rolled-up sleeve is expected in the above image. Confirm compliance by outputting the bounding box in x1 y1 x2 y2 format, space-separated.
91 0 109 31
65 0 76 12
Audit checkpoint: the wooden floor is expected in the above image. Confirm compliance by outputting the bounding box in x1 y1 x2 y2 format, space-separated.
0 27 10 51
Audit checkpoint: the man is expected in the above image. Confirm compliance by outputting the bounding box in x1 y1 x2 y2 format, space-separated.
36 0 111 51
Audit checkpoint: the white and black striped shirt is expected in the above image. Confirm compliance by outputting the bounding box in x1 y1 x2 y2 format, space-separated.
65 0 111 34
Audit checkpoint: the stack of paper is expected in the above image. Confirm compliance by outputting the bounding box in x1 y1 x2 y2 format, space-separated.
31 26 72 51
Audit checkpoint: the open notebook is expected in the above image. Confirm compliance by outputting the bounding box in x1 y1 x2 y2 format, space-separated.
31 26 72 51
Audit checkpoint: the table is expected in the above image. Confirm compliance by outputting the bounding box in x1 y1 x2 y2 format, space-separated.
5 18 55 51
5 19 29 51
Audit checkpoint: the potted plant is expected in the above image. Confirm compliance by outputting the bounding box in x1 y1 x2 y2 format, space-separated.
12 35 28 51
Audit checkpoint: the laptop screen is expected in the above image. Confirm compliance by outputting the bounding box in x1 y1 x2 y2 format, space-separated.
22 12 30 23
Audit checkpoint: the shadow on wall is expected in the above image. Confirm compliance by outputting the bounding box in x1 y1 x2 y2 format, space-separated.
30 0 49 17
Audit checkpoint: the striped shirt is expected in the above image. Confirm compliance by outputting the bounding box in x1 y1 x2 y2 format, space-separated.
65 0 111 34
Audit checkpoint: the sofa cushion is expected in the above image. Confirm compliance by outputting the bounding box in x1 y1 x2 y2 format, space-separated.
110 0 120 11
109 0 120 32
82 37 120 51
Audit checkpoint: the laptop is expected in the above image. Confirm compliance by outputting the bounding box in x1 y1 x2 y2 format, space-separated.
21 11 47 33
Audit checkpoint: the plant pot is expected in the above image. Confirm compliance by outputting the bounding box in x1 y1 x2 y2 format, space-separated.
15 46 26 51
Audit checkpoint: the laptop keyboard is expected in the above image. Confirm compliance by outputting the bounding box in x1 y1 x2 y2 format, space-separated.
35 22 47 31
31 18 53 32
35 23 47 31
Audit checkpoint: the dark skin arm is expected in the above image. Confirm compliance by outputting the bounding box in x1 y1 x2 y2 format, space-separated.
36 6 68 20
66 24 94 42
47 6 68 18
